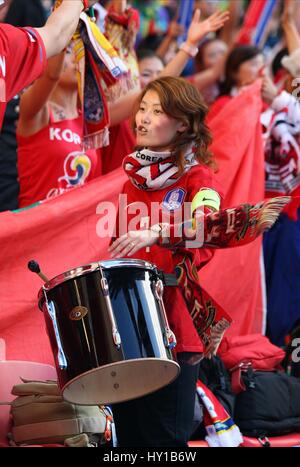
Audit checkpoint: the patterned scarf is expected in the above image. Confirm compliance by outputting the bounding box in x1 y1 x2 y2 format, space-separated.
196 380 243 447
54 1 128 149
123 146 199 191
265 108 300 195
75 12 129 149
103 5 141 101
172 196 292 354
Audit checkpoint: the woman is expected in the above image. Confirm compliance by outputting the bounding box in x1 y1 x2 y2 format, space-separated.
109 76 220 448
188 37 228 106
101 6 230 174
137 48 164 89
17 45 99 207
108 76 288 447
208 44 264 120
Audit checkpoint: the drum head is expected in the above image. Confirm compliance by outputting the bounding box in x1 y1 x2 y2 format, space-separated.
62 358 180 405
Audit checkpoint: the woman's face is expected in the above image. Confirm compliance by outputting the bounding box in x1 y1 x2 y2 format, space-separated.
201 40 228 69
59 46 77 88
234 54 265 88
138 56 164 89
135 89 186 151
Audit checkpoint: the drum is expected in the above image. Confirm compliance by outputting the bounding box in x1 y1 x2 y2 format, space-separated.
38 259 180 405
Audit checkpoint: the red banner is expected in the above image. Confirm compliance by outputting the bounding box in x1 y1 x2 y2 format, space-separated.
0 168 127 363
200 81 266 337
0 81 266 362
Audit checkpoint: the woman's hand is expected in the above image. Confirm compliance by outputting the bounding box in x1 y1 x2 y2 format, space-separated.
186 8 230 47
261 75 278 105
281 0 294 28
109 229 159 258
167 20 185 40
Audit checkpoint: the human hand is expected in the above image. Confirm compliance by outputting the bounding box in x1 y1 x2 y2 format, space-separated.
186 8 230 47
167 21 185 39
109 229 159 258
261 75 278 104
281 0 294 28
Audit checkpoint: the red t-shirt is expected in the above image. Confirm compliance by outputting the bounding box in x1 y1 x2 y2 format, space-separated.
115 165 222 353
0 25 46 128
17 113 99 207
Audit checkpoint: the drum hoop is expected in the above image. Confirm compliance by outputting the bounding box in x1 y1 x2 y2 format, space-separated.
38 259 158 297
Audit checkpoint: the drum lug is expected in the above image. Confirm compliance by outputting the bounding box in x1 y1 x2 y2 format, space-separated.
164 329 177 350
112 330 122 347
99 272 122 349
43 293 67 370
154 279 177 350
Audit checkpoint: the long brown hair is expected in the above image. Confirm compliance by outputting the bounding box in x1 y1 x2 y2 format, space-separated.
133 76 215 173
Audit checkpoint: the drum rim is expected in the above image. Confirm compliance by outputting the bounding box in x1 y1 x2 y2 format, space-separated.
39 259 159 296
61 357 181 405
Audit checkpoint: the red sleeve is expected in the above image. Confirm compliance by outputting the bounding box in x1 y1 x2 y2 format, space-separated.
158 166 224 248
187 165 224 205
0 24 46 102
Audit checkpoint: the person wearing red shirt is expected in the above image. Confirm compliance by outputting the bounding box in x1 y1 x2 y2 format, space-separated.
207 44 264 121
0 0 97 129
108 77 222 447
17 46 99 207
108 75 289 447
101 6 229 174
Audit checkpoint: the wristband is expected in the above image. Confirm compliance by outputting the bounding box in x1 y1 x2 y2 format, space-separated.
179 41 199 58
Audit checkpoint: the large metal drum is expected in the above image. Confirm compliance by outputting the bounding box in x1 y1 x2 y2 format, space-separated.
38 259 180 405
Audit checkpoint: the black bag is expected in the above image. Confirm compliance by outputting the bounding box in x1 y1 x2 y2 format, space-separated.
234 367 300 438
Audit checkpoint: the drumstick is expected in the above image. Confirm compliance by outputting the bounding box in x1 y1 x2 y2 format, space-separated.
28 260 50 283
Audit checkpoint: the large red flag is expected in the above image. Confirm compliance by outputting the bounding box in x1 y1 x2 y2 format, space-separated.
200 81 266 337
0 81 266 362
0 168 127 363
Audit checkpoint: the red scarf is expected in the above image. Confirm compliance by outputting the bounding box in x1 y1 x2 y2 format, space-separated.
167 197 292 353
123 146 198 191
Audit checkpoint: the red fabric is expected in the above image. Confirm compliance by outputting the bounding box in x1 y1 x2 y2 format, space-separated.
240 434 300 448
106 5 140 29
17 114 99 207
0 168 127 363
0 25 46 127
190 434 300 448
218 333 285 370
207 95 231 123
101 120 135 174
115 165 223 353
199 81 266 337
